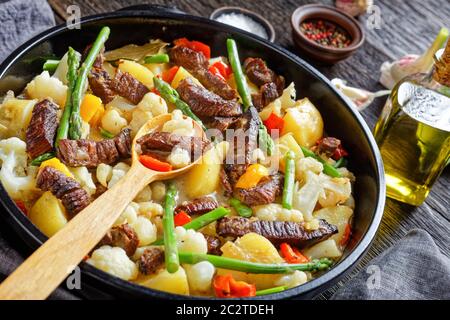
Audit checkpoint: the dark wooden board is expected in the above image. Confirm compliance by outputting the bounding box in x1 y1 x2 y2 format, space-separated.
48 0 450 299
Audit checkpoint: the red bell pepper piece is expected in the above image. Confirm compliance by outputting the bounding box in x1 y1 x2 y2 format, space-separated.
162 66 179 83
332 145 348 160
208 65 225 80
151 88 160 96
174 38 211 59
14 200 27 215
340 224 352 246
174 211 192 227
263 112 284 135
209 61 231 79
280 243 309 264
139 155 173 172
213 274 256 298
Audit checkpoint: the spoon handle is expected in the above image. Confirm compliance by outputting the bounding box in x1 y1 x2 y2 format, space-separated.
0 164 153 300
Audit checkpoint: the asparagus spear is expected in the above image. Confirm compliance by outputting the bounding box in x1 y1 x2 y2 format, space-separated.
229 198 252 218
179 252 333 273
256 286 286 296
30 152 55 166
69 26 110 140
153 76 207 131
300 146 342 178
144 53 169 64
42 59 60 73
282 151 296 209
163 182 179 273
55 47 80 146
152 207 230 245
258 122 275 156
226 38 252 111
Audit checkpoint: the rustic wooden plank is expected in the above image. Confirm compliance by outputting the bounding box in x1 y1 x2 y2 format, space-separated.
44 0 450 300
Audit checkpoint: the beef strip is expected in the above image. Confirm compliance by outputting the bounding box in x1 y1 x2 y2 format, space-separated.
219 167 233 197
204 235 222 255
251 82 280 111
223 107 260 185
316 137 341 158
111 69 149 104
177 78 242 118
82 44 105 69
244 57 285 109
88 68 116 104
25 99 59 159
175 196 218 215
136 131 209 160
234 173 284 206
169 46 237 100
98 223 139 256
57 128 131 168
138 247 165 275
36 166 90 217
203 116 238 133
216 216 338 248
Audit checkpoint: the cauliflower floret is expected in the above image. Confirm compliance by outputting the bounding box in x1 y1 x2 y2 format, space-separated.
87 246 138 280
296 157 323 182
25 71 67 106
130 216 157 246
150 181 166 202
259 99 282 121
175 227 208 254
184 261 215 293
162 110 195 136
69 166 96 195
274 270 307 288
0 137 36 199
136 201 163 219
114 203 138 226
108 162 130 188
96 163 113 187
318 173 352 208
292 171 324 221
167 148 191 168
134 185 152 202
254 203 303 223
137 92 168 116
101 109 127 135
129 109 153 135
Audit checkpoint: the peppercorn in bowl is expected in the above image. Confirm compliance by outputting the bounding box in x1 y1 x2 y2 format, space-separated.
0 10 384 299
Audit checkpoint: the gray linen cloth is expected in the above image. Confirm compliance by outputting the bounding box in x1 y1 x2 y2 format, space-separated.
0 0 449 301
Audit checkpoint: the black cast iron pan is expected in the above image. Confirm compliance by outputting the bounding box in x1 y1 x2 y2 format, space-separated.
0 5 385 299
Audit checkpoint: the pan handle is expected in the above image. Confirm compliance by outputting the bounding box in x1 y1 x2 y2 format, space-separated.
116 4 186 15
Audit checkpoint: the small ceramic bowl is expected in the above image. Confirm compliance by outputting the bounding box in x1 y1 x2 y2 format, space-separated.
291 4 365 64
210 6 276 42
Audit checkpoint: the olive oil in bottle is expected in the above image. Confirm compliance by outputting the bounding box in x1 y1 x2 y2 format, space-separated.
374 41 450 206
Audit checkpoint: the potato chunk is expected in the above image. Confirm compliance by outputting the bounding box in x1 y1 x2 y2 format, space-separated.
29 191 68 237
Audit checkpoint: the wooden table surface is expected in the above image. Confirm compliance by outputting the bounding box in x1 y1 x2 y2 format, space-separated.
48 0 450 299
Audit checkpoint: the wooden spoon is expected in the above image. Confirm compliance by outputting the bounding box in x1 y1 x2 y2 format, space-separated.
0 114 206 300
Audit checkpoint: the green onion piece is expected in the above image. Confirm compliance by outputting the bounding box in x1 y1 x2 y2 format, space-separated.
152 207 230 245
30 152 55 166
42 59 60 73
55 47 80 146
163 182 179 273
229 198 252 218
282 151 295 209
144 54 169 64
256 286 286 296
178 252 333 274
300 146 342 178
99 127 114 139
69 26 110 140
153 77 207 131
226 38 252 111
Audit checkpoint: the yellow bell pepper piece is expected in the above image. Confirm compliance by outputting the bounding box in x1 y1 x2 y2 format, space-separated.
80 94 104 124
235 164 269 189
40 158 73 178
